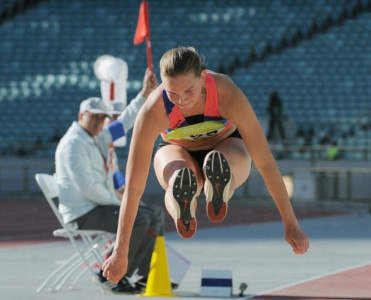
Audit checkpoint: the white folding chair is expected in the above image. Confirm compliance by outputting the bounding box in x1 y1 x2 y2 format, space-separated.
35 173 115 293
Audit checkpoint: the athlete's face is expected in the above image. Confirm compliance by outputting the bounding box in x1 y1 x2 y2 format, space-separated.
162 71 205 111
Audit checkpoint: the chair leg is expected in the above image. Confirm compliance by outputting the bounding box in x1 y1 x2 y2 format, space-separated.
54 255 86 291
37 251 81 292
65 234 113 293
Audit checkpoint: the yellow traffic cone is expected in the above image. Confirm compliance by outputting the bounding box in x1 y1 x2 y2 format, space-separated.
140 236 175 297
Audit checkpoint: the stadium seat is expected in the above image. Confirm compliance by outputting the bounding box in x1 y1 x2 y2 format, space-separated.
1 0 370 159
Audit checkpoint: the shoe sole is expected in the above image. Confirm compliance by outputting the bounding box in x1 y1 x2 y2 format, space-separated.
172 168 197 239
204 152 231 222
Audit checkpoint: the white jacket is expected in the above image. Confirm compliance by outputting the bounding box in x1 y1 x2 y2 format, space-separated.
55 93 145 224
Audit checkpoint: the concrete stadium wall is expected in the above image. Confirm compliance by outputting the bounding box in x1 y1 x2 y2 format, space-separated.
0 157 370 204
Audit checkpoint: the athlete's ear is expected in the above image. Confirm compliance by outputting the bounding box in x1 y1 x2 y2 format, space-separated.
200 69 206 84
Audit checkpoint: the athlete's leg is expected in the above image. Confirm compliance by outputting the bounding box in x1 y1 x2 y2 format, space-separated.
154 145 204 238
212 138 252 189
154 145 204 191
203 138 251 222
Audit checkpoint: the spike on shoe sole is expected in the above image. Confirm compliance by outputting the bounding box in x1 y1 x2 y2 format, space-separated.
172 168 198 238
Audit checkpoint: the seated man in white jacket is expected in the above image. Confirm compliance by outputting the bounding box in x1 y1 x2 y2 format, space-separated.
55 69 164 294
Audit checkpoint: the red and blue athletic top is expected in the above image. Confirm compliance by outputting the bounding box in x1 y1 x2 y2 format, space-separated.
160 72 234 146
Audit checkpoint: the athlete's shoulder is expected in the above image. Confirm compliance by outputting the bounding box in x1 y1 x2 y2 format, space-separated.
205 71 236 101
139 83 168 124
144 84 164 108
206 70 230 79
206 70 234 87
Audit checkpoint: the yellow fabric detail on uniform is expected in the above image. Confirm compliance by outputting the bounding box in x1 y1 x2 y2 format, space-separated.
166 120 224 143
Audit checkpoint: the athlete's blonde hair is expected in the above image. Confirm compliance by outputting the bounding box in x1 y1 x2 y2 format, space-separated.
160 46 205 78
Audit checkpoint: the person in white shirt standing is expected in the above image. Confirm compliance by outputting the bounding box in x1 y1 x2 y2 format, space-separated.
55 69 163 294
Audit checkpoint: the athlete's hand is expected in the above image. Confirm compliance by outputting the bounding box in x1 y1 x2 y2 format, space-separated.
285 225 309 254
101 251 127 284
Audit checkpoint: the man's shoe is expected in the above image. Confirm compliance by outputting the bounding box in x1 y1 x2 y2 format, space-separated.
204 151 231 222
111 276 140 294
95 270 140 294
172 168 197 239
95 270 118 291
171 282 179 290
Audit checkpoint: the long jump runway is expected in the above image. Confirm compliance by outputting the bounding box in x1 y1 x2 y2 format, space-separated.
250 263 371 299
1 203 371 300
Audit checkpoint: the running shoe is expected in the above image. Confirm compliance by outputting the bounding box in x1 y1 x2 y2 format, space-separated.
172 168 197 239
95 270 140 294
204 151 231 222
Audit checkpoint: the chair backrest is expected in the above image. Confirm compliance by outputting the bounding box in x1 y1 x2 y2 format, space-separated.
35 173 65 227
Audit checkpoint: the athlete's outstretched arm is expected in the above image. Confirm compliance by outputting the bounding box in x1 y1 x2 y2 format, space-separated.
216 73 309 254
102 88 168 283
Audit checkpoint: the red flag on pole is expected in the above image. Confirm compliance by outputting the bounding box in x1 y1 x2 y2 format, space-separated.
133 1 149 45
133 1 152 70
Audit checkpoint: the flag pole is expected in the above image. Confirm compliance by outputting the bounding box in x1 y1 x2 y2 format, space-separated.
134 1 153 71
144 1 152 71
145 37 152 71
